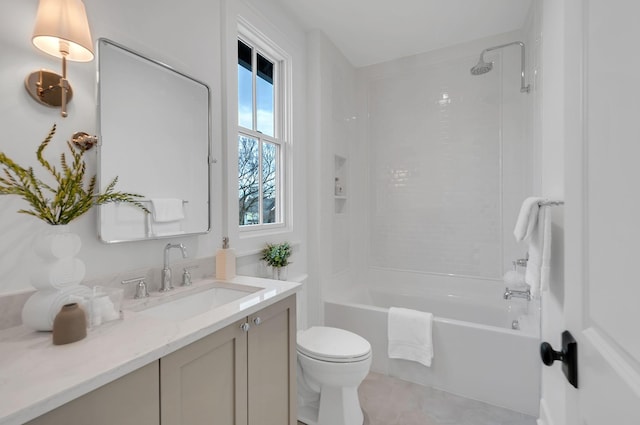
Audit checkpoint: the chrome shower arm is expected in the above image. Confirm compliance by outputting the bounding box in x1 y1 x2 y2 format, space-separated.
482 41 525 55
476 41 530 93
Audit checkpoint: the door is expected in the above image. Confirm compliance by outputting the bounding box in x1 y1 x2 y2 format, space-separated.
563 0 640 423
160 318 248 425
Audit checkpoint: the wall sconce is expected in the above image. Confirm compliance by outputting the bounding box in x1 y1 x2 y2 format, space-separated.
24 0 94 118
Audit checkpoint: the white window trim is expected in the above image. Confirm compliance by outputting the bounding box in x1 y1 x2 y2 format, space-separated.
237 18 293 236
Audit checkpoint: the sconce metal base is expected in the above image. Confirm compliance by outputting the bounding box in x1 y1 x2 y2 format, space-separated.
24 69 73 108
71 132 98 151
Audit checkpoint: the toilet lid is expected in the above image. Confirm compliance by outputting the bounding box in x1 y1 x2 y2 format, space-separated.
297 326 371 362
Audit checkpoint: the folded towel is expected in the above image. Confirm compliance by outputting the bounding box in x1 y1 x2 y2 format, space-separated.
513 197 544 242
21 285 91 331
151 223 184 237
388 307 434 367
150 198 185 223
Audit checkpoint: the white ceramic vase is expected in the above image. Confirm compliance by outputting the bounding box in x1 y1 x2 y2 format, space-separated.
22 225 87 331
272 266 288 281
30 225 85 289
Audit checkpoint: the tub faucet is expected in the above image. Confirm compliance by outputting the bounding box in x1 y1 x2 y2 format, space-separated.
503 287 532 301
161 243 188 292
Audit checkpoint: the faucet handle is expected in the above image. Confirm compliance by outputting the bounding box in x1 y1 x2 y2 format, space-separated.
122 276 150 299
182 265 199 286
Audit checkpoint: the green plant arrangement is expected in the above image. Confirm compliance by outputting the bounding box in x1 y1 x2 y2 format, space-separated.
0 124 148 225
260 242 292 268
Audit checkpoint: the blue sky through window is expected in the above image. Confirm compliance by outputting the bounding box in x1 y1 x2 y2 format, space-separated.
238 40 274 136
257 77 274 136
238 65 253 129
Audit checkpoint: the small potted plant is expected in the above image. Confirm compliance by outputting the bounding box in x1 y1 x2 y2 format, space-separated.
260 242 291 280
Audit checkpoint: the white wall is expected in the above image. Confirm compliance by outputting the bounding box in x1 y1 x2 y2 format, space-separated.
226 0 308 280
357 31 532 284
306 30 360 325
0 0 221 294
0 0 307 296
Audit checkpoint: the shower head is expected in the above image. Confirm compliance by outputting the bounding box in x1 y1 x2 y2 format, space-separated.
470 41 530 93
470 56 493 75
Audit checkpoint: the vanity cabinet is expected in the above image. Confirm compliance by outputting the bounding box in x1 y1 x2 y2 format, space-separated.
26 361 160 425
160 294 297 425
160 316 248 424
23 295 296 425
247 296 297 425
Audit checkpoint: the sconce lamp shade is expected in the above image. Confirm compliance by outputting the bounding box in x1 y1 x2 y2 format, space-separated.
32 0 94 62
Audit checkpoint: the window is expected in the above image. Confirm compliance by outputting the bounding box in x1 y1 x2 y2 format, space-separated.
238 37 285 228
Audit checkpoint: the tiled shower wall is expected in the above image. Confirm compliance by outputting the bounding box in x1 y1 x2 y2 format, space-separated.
361 31 532 280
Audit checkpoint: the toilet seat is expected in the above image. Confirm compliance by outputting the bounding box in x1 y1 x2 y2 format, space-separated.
297 326 371 363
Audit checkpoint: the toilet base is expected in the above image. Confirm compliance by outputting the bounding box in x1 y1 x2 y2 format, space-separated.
298 385 364 425
298 408 371 425
298 404 319 425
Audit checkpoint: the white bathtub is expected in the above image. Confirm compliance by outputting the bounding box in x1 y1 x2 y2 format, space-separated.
324 273 541 416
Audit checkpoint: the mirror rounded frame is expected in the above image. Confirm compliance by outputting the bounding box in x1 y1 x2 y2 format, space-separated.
96 38 212 243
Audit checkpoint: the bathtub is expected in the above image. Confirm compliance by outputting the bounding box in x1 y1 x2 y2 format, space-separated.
324 272 541 416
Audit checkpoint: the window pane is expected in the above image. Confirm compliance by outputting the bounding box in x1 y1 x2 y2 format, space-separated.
238 135 260 225
262 141 278 224
238 41 253 129
256 54 274 136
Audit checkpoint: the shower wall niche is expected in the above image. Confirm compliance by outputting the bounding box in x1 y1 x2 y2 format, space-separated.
334 155 347 214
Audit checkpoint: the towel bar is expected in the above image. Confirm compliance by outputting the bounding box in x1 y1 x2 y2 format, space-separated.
538 200 564 207
139 199 188 204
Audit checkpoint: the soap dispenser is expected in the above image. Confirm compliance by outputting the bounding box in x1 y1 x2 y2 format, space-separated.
215 237 236 280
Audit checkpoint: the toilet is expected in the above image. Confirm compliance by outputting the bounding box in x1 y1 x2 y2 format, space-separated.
296 326 372 425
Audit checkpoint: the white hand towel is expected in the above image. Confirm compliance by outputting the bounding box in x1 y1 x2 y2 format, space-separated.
513 197 544 242
388 307 434 367
151 224 185 237
150 198 185 222
526 205 553 297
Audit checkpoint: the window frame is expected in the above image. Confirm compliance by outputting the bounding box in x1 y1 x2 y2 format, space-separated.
236 24 291 234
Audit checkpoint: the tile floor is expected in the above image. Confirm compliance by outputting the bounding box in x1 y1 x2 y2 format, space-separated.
300 372 537 425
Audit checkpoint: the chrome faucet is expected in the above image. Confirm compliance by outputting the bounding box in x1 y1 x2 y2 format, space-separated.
503 286 532 301
161 243 188 292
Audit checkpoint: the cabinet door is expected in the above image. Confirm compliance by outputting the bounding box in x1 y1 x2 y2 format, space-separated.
160 319 248 425
247 295 297 425
26 361 160 425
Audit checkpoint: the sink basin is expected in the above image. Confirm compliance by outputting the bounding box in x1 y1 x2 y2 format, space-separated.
132 282 260 321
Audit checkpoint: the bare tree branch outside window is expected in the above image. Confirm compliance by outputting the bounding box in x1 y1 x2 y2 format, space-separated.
239 136 259 225
262 141 277 224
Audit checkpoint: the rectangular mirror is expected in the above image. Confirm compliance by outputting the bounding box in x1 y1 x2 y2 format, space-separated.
97 38 211 243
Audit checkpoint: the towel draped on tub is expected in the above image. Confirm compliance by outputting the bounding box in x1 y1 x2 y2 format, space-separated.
388 307 434 367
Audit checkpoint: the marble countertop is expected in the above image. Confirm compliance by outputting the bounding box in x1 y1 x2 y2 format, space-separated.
0 275 301 425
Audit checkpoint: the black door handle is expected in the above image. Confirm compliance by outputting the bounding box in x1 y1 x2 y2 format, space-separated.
540 341 564 366
540 330 578 388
